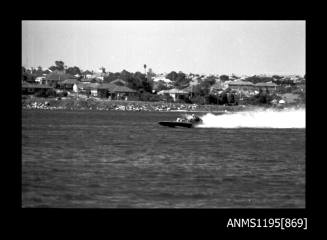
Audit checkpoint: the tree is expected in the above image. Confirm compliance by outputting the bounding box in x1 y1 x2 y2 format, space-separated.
83 70 93 75
230 93 236 104
143 64 147 77
166 71 178 81
66 66 81 76
130 71 145 89
174 71 190 89
21 66 26 81
31 66 44 77
49 60 65 72
142 78 152 92
55 61 65 71
22 66 35 83
219 75 229 81
207 94 219 104
49 66 57 72
166 71 190 89
272 75 283 80
221 92 229 105
104 72 121 83
192 77 214 97
155 82 170 92
204 75 216 85
34 88 56 98
147 68 155 80
245 75 274 84
120 69 131 81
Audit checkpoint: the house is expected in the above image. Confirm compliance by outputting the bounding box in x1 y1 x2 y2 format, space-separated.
210 81 228 94
152 80 173 92
90 72 104 82
96 83 114 98
75 81 137 100
97 83 137 100
157 88 190 102
90 83 100 96
22 82 54 95
255 82 278 92
228 80 255 91
79 77 92 84
35 76 46 84
75 83 92 96
57 79 80 91
112 85 137 100
45 70 75 87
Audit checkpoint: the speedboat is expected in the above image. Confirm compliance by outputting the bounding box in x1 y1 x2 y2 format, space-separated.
158 114 202 128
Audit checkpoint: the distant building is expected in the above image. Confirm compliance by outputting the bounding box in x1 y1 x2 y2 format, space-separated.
45 70 74 87
255 82 278 92
96 83 137 100
157 88 190 102
57 79 80 91
75 81 136 100
80 77 92 84
75 83 97 96
90 83 100 97
210 81 227 94
228 80 255 91
22 82 54 95
35 76 46 84
90 73 104 81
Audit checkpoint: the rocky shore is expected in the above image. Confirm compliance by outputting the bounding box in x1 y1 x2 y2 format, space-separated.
22 97 256 112
22 96 305 113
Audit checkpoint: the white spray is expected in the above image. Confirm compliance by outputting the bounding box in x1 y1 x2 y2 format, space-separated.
197 108 305 128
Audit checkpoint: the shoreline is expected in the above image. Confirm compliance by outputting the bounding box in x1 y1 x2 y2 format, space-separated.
22 97 305 112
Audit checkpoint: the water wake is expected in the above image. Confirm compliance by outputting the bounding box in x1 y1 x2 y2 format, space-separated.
197 108 305 128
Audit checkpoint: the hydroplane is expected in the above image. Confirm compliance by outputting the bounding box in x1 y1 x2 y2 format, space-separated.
158 114 202 128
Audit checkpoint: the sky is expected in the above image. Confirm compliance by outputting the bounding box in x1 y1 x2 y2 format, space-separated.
22 20 305 76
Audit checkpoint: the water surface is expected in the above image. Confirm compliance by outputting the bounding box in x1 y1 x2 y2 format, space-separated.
22 110 305 208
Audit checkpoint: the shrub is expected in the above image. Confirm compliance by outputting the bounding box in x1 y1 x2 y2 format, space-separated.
207 94 219 104
190 95 206 105
243 91 273 106
34 88 57 98
139 92 161 102
57 90 68 98
158 94 174 102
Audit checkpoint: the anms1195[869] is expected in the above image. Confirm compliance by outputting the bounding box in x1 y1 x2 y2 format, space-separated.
227 218 307 230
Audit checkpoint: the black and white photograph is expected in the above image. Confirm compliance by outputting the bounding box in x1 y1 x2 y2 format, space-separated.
21 20 305 209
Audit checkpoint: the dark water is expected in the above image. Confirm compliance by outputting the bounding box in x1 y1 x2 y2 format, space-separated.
22 110 305 208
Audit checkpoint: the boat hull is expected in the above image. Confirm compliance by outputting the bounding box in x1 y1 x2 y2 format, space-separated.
158 121 194 128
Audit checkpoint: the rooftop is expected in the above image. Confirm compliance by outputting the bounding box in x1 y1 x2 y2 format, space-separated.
255 82 277 87
22 82 53 89
158 88 190 94
228 80 254 86
58 79 80 85
77 82 136 92
45 70 74 81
